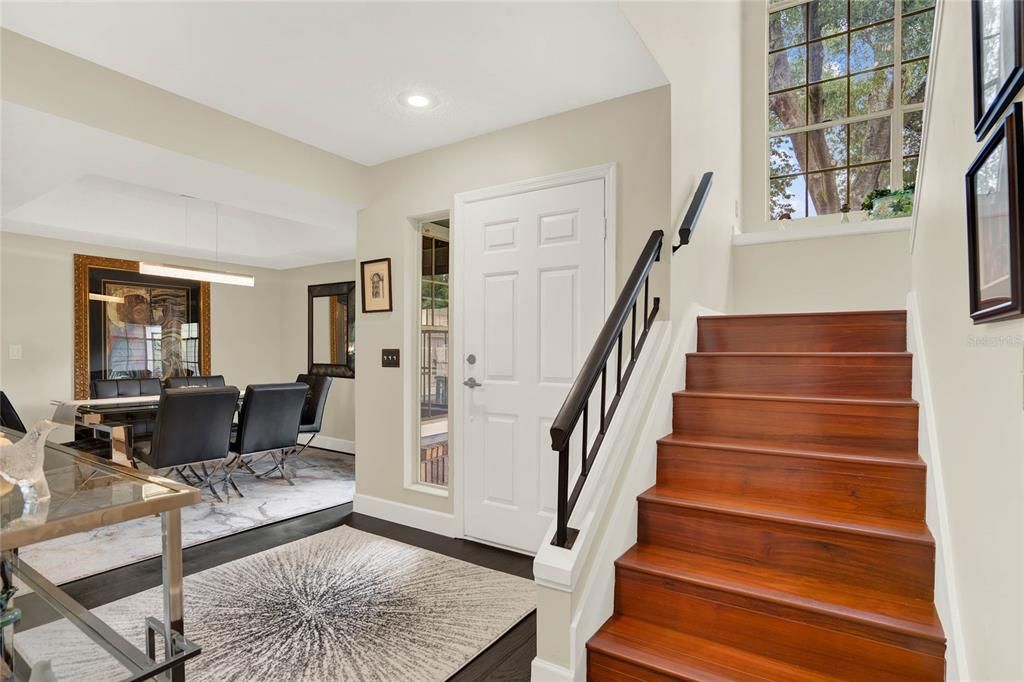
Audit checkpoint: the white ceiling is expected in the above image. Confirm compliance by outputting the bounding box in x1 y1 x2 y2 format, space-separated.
0 2 667 165
2 103 358 269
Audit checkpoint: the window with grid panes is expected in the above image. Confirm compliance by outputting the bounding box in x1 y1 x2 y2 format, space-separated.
767 0 933 220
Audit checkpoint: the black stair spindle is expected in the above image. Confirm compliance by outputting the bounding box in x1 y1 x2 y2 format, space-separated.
549 177 709 549
581 404 589 476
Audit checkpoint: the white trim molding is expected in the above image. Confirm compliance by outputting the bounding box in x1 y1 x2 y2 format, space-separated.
906 292 969 681
352 493 457 538
530 657 573 682
734 217 912 247
310 435 354 454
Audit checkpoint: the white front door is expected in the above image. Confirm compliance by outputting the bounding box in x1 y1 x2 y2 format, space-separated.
459 174 607 553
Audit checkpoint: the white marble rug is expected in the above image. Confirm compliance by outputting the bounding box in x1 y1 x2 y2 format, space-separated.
20 449 355 585
16 526 536 681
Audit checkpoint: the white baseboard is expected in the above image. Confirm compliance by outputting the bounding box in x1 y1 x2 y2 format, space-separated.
531 657 573 682
353 493 457 537
906 292 969 682
311 435 354 454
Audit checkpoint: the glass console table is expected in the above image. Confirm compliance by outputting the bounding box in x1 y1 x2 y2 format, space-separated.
0 427 202 681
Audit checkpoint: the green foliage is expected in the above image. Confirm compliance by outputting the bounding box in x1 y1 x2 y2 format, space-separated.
861 183 914 214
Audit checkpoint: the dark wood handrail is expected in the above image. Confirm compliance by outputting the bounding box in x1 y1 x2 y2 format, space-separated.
549 229 663 548
672 171 713 253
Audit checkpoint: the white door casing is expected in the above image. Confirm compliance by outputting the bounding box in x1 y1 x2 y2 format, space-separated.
456 168 611 553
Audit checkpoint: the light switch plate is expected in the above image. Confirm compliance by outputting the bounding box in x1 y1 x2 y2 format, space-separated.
381 348 400 368
8 344 22 360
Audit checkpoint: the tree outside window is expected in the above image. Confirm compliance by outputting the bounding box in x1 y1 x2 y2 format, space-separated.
767 0 933 220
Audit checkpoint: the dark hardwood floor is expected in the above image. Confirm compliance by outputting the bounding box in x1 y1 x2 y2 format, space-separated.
17 503 536 681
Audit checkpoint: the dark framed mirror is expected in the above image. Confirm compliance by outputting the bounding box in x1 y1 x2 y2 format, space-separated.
308 281 355 378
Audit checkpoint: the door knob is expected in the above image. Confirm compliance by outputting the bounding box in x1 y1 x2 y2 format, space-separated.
463 377 482 388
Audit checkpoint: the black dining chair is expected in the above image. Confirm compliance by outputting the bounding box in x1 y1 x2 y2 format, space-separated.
295 374 333 457
133 386 240 502
0 391 27 432
164 375 227 389
225 383 308 497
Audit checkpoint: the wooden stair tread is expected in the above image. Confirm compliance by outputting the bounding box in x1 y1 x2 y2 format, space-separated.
657 432 926 468
589 614 841 682
686 351 912 357
673 390 918 408
698 310 907 320
618 544 944 643
640 486 934 544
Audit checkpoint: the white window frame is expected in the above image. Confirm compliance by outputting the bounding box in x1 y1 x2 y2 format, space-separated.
403 211 452 498
764 0 932 224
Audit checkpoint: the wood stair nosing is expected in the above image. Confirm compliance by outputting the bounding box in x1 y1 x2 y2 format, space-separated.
655 433 928 468
613 545 945 655
588 615 844 682
638 491 936 601
655 440 928 522
610 565 945 680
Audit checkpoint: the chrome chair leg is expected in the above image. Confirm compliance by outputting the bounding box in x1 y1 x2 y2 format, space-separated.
221 456 245 501
257 448 295 486
199 462 224 503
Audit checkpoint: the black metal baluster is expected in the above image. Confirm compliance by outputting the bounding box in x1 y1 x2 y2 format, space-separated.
554 445 569 547
600 368 607 434
644 279 650 329
631 303 637 358
616 332 623 394
581 404 589 476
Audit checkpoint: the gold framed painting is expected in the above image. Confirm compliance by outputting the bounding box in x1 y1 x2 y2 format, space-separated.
73 254 212 399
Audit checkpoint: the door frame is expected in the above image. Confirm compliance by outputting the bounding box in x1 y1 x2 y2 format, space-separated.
451 162 617 548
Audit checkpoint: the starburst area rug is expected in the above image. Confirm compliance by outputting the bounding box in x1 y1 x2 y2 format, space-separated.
16 526 536 681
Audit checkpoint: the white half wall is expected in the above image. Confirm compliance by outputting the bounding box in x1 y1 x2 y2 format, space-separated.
731 229 912 314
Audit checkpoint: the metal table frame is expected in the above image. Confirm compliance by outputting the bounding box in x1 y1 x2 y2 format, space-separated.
0 430 202 681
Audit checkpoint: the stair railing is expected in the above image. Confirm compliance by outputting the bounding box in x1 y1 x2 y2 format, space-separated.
672 171 713 253
549 229 663 548
549 172 713 548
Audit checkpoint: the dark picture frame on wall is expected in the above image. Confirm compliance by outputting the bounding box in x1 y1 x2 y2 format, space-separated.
965 102 1024 323
973 0 1024 140
360 257 393 313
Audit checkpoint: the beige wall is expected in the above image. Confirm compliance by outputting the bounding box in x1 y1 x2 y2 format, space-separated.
0 29 368 205
0 232 283 428
355 86 671 515
621 2 742 322
911 1 1024 678
0 232 357 443
732 231 912 313
278 260 357 447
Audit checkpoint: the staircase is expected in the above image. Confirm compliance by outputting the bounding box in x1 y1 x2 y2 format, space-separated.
586 311 946 681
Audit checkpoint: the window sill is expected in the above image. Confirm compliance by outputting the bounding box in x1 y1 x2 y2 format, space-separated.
733 216 913 247
405 481 450 498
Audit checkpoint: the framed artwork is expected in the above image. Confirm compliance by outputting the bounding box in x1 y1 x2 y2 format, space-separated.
308 281 356 378
965 102 1024 323
973 0 1024 140
73 255 211 399
361 257 393 313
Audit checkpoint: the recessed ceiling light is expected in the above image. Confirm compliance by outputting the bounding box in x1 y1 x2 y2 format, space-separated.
406 94 433 108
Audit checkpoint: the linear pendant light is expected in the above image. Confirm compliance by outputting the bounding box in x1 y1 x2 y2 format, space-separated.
139 197 255 287
139 262 255 287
